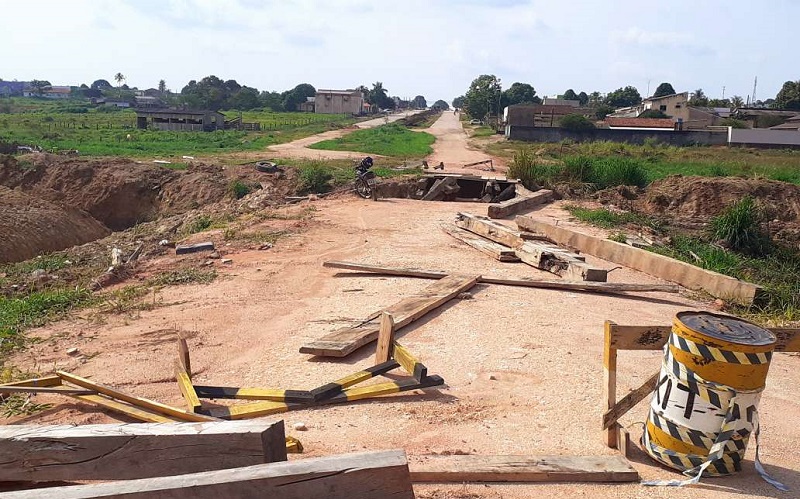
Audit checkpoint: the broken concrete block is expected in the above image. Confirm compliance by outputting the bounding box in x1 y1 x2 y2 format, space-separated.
176 242 215 255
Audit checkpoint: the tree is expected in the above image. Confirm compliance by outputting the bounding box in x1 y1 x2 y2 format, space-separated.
411 95 427 109
464 74 502 119
260 91 284 111
604 86 642 108
282 83 316 112
158 79 167 95
653 82 676 98
452 95 466 109
229 86 261 110
595 104 615 120
501 82 539 108
91 79 112 90
730 95 745 108
560 114 595 131
708 98 731 108
114 73 125 87
689 88 709 106
29 79 51 96
774 80 800 110
639 109 669 118
367 82 394 110
432 99 449 110
588 91 603 107
577 91 589 106
355 85 370 100
562 89 579 101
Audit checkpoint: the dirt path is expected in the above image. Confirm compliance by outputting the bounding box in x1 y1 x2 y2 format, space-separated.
267 111 421 160
424 112 507 176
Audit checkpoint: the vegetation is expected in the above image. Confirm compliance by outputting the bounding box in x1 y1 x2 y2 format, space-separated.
432 99 450 110
309 123 435 158
604 86 642 107
463 74 502 119
774 80 800 110
148 269 217 287
228 179 255 199
564 206 661 230
653 82 676 98
298 162 334 193
560 114 596 131
639 109 669 119
502 82 540 107
710 197 770 255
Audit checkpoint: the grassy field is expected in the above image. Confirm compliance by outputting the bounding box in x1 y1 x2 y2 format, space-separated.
309 123 435 158
487 140 800 185
0 97 354 157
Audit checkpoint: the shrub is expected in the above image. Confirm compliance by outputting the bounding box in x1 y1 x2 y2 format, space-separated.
186 215 213 234
560 114 596 131
639 109 669 119
710 196 770 255
508 149 560 189
298 162 333 193
229 179 253 199
562 156 648 189
720 118 749 129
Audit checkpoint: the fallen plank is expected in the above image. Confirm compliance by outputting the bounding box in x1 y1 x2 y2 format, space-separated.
441 223 520 262
0 386 96 395
175 242 215 255
323 261 678 295
0 450 414 499
488 188 554 219
0 421 286 482
0 375 61 396
602 371 659 429
455 213 606 281
516 216 764 305
409 455 639 483
57 371 216 422
175 364 202 413
300 274 480 357
421 176 458 201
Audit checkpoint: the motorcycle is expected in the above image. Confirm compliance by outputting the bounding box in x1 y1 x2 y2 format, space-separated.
354 160 378 200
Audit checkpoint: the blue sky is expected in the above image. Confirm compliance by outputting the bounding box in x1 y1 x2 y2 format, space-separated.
1 0 797 104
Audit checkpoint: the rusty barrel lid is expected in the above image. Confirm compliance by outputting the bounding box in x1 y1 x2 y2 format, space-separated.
675 311 775 346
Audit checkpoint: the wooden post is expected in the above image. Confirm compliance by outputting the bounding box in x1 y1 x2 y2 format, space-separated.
375 312 395 365
178 337 191 377
603 320 618 448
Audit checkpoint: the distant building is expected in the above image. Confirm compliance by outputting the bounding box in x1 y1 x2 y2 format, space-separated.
23 85 72 99
641 92 689 121
504 104 593 128
769 115 800 131
603 117 676 131
104 100 131 108
297 96 315 113
0 81 26 97
136 109 225 132
315 89 364 115
135 95 163 108
542 97 579 107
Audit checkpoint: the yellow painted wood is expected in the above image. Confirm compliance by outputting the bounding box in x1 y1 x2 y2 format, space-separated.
175 367 202 413
342 382 402 402
206 401 291 420
375 312 395 365
71 394 177 423
285 436 303 454
603 321 618 448
0 375 61 395
393 343 419 378
58 371 215 422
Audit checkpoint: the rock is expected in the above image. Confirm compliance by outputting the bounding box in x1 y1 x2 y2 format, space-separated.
66 347 79 356
711 299 727 311
258 243 273 250
209 251 221 259
176 242 215 255
221 258 233 264
111 247 124 266
457 292 473 300
30 269 52 285
293 422 308 431
203 260 214 266
488 374 497 381
158 239 172 247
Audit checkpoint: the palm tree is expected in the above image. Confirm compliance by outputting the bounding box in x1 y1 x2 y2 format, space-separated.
731 95 744 108
158 79 167 95
114 73 126 97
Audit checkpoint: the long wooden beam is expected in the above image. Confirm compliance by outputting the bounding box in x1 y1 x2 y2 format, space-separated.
300 274 480 357
602 371 659 429
517 216 765 304
408 455 639 483
0 450 414 499
0 421 286 482
323 261 681 295
441 223 520 262
0 375 61 396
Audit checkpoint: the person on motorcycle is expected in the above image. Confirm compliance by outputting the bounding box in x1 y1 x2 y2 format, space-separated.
356 156 373 174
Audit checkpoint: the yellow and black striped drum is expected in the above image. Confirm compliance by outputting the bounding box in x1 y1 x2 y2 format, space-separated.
643 311 777 480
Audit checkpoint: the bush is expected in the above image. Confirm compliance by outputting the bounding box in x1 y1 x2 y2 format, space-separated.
560 114 596 131
298 162 333 193
639 109 669 119
508 149 560 189
710 196 770 255
229 179 253 199
562 156 648 189
720 118 749 129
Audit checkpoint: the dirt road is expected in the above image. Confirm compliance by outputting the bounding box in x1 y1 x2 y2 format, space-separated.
8 126 799 498
267 110 421 160
425 112 507 175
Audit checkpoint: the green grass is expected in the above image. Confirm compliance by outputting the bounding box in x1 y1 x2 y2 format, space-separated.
147 269 217 287
0 98 354 157
471 126 496 137
564 205 662 230
486 141 800 186
710 196 770 255
309 123 435 158
508 150 648 191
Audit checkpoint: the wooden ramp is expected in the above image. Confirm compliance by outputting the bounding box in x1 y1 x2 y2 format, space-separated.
300 274 480 357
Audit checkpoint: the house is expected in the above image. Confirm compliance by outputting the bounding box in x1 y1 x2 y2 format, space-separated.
769 115 800 131
104 100 131 108
135 109 225 131
314 89 364 115
542 97 579 107
603 117 676 131
640 92 689 121
297 97 315 113
135 95 163 108
734 108 800 128
23 85 72 99
504 104 593 128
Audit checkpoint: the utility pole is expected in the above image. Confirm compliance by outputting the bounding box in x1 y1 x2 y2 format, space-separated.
722 86 726 99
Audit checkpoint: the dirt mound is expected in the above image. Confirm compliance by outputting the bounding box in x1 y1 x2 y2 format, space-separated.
640 175 800 223
0 186 111 263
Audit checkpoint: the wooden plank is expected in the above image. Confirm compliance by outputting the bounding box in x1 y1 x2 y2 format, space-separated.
323 261 679 295
456 213 605 281
375 312 396 365
602 371 659 429
516 216 765 304
0 421 286 482
195 386 314 403
488 189 554 219
421 177 457 201
607 324 800 352
177 337 191 377
300 274 480 357
70 394 179 423
0 450 414 499
603 321 618 448
0 375 61 396
616 424 633 460
393 342 427 381
175 363 202 413
441 223 520 262
57 371 216 422
0 386 95 395
408 455 639 483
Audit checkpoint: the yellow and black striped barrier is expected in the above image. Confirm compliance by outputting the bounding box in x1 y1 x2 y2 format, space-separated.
642 311 787 490
193 386 314 404
310 360 400 402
